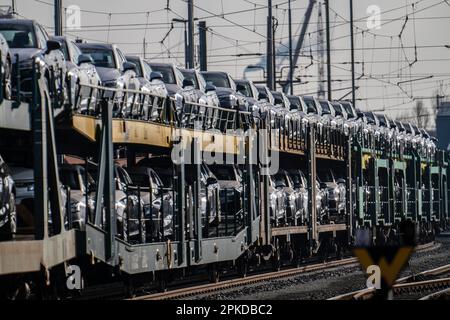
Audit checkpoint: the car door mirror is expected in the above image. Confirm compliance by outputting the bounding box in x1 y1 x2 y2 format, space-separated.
150 71 163 82
337 178 346 185
122 61 136 73
77 54 93 66
45 39 61 54
320 182 328 189
182 78 194 88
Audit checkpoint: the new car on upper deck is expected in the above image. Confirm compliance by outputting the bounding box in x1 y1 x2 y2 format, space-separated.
0 18 65 101
50 36 100 110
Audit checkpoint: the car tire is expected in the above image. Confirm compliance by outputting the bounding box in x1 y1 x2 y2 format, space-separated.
0 193 16 241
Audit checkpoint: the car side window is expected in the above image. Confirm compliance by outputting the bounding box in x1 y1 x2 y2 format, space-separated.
150 171 163 189
175 68 184 87
116 48 126 70
143 61 152 79
34 23 47 49
69 41 82 64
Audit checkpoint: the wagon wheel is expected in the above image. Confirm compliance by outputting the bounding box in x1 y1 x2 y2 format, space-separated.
208 264 220 283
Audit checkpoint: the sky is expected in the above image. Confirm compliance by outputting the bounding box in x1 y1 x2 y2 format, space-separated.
3 0 450 129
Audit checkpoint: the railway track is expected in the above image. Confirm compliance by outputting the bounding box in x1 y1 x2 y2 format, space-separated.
133 257 359 300
329 259 450 300
131 240 438 300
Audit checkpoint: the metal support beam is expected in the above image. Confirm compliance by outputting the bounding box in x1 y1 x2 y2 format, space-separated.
198 21 207 71
187 0 195 69
192 138 202 262
349 0 356 108
175 151 186 266
266 0 275 90
287 0 293 95
32 62 48 240
46 84 64 235
325 0 332 100
307 125 317 250
346 137 353 241
93 99 116 260
54 0 63 36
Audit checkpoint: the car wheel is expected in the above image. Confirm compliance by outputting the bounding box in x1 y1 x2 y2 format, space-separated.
3 58 12 100
0 193 16 240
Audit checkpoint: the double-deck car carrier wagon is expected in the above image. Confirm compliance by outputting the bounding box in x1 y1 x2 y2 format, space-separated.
0 56 448 298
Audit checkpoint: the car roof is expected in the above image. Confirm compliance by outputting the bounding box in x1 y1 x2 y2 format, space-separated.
0 19 34 26
201 71 228 76
147 61 175 67
50 35 66 42
125 55 140 61
76 42 114 50
179 68 195 74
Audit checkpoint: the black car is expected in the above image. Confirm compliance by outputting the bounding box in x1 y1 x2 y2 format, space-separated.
201 71 249 112
208 164 243 219
235 79 271 120
338 101 357 120
125 166 174 241
286 95 307 113
76 43 137 90
0 19 65 99
0 33 12 99
147 62 197 102
50 36 100 108
255 84 275 104
137 156 221 228
0 155 15 240
179 68 217 101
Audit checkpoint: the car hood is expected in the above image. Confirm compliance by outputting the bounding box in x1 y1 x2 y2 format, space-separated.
69 190 85 203
10 167 33 181
215 87 235 98
217 180 241 190
164 83 182 97
323 181 337 190
11 48 41 64
95 66 121 83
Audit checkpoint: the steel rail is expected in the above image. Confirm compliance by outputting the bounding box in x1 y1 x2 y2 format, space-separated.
133 257 359 300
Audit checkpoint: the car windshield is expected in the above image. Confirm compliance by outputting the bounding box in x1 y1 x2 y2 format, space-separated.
364 112 376 124
377 115 386 126
209 165 237 181
128 172 150 188
60 169 82 190
127 58 143 77
273 173 289 186
288 97 300 109
318 169 334 182
0 23 36 48
180 70 199 89
333 103 343 115
319 101 331 114
236 81 252 97
202 73 230 88
79 47 116 68
303 98 317 114
341 102 354 117
150 64 176 84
